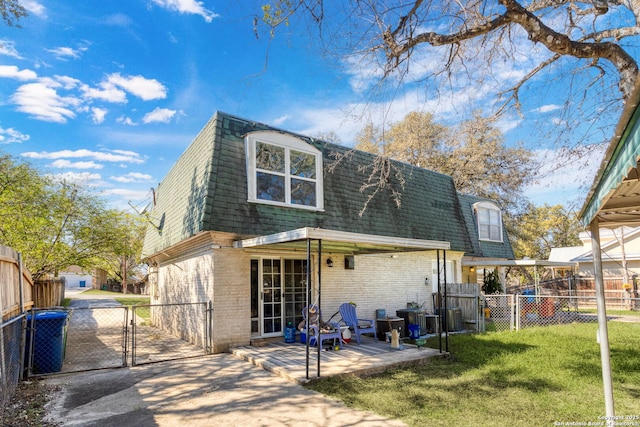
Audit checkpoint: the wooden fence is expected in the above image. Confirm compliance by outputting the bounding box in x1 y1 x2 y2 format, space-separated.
440 283 481 330
33 279 65 308
0 245 33 321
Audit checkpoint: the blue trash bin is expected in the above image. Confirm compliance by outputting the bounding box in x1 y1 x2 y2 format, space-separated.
26 311 68 374
408 324 420 339
523 289 536 303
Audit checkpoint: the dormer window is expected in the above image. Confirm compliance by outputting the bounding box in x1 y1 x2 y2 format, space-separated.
474 201 503 242
246 131 324 210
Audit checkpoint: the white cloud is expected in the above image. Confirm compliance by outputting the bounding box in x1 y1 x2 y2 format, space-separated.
0 39 23 58
11 82 79 123
523 148 604 206
117 116 137 126
272 115 290 126
142 107 177 123
54 75 81 90
0 127 30 144
103 13 133 27
110 172 154 183
22 149 145 164
496 116 522 134
533 104 563 114
151 0 219 23
0 65 37 81
21 0 46 18
107 73 167 100
50 159 104 169
91 107 108 124
80 82 127 103
46 46 85 60
50 171 103 185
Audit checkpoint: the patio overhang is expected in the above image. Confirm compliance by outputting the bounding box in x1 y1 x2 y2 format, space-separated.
234 227 451 380
233 227 451 254
580 77 640 229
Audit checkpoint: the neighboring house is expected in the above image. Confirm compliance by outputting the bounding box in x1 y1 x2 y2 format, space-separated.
58 265 94 289
141 111 514 352
550 227 640 285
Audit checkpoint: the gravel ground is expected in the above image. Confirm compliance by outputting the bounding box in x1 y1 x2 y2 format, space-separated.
2 379 60 427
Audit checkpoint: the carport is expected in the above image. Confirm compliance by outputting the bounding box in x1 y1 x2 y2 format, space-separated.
579 76 640 416
234 227 451 379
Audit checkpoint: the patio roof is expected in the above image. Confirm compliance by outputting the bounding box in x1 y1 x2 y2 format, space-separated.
580 77 640 228
233 227 451 254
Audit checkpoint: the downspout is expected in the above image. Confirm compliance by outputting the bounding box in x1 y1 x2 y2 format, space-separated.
590 219 615 416
437 250 442 353
305 238 311 380
443 250 448 353
316 239 322 378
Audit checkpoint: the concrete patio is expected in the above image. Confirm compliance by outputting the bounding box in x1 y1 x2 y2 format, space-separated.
231 335 448 384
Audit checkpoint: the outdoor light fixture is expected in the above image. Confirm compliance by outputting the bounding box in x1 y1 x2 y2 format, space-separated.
326 258 334 267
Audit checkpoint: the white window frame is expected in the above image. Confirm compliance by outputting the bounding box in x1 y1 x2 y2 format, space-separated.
245 131 324 210
474 201 503 243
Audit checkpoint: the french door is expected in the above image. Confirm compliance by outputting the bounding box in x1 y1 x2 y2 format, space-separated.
251 258 308 337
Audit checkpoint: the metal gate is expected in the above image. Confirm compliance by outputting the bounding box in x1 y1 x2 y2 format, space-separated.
131 302 211 366
24 302 212 376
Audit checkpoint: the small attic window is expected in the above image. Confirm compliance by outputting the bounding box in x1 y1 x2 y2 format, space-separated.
245 131 324 210
473 201 503 243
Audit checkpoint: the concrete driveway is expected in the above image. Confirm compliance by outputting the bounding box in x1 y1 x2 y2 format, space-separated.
43 354 406 427
47 288 405 426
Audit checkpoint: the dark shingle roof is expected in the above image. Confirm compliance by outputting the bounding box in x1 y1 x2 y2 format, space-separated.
142 111 513 259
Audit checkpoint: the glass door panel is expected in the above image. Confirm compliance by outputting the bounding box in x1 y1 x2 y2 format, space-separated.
284 259 307 330
262 259 282 335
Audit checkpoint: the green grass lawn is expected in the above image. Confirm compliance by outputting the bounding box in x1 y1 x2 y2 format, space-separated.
306 322 640 427
115 298 151 321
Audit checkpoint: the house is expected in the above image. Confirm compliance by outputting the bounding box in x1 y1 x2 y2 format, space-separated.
141 111 514 353
549 227 640 287
58 265 94 289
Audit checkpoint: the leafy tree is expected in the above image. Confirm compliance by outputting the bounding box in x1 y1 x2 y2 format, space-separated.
354 111 534 214
482 269 503 294
92 213 147 292
357 112 449 166
510 203 582 260
0 0 27 27
0 154 142 280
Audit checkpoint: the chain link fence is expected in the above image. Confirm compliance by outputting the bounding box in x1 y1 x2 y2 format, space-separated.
22 302 212 376
131 302 210 366
484 295 515 332
63 306 129 373
483 294 640 331
1 315 25 416
516 295 640 329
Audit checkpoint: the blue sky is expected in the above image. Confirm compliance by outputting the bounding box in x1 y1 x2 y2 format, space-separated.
0 1 613 213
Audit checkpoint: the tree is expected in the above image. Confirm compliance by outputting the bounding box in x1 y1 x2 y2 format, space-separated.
510 203 582 260
357 112 449 167
0 0 27 27
92 213 147 292
0 154 142 280
259 1 640 153
354 111 534 214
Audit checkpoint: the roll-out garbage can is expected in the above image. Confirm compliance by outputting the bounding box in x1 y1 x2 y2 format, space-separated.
25 311 69 374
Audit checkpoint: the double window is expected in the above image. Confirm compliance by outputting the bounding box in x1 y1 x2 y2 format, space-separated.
246 131 323 210
474 201 503 242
